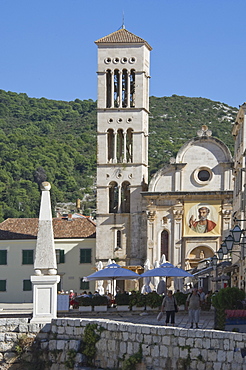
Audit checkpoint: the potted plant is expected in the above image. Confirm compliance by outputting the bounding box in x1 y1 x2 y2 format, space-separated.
145 292 163 311
92 295 109 312
115 292 130 311
129 291 146 311
77 296 93 312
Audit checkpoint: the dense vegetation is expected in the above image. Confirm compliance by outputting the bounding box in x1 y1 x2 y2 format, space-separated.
0 90 237 221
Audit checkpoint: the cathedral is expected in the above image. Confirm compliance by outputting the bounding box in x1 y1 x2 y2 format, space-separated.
95 26 234 288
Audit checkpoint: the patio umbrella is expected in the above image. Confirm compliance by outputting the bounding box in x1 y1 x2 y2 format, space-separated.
106 259 115 294
96 261 104 295
84 263 140 296
140 264 193 278
151 260 160 290
141 259 152 294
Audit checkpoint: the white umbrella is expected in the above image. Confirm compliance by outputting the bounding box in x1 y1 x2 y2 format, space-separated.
160 254 167 265
151 260 160 290
106 259 114 295
141 259 152 294
96 261 104 295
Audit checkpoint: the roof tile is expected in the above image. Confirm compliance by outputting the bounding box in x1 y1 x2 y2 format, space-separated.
95 28 152 51
0 218 96 240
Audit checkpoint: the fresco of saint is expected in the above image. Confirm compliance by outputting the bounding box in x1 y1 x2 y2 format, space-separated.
189 206 216 233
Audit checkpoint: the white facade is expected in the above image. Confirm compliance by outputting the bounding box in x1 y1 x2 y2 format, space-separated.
0 237 96 303
144 126 234 271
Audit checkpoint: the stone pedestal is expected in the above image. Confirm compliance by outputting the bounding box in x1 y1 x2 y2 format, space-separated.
31 275 60 323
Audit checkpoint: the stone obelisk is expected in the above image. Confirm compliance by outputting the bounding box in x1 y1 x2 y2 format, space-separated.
31 182 60 323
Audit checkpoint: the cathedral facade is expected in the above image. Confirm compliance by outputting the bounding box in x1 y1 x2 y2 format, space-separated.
95 28 234 277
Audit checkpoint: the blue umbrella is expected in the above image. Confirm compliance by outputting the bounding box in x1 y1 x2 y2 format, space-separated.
140 264 193 278
84 263 140 281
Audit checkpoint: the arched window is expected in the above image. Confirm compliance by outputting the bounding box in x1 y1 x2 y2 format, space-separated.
130 69 135 107
126 128 133 163
106 69 111 108
114 70 120 108
121 181 130 213
161 230 169 261
109 182 118 213
117 129 124 163
107 129 114 163
122 69 128 108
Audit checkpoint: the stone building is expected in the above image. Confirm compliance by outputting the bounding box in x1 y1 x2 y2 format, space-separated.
95 27 234 283
95 28 151 269
231 103 246 289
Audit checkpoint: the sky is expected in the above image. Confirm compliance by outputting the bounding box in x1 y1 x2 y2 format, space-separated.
0 0 245 108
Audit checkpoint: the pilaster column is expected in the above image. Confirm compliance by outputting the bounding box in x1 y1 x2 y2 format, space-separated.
119 70 122 108
111 71 114 108
172 202 184 267
118 184 122 213
127 71 130 108
113 130 117 163
123 130 127 163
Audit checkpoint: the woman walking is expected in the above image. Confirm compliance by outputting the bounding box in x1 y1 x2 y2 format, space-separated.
161 290 178 326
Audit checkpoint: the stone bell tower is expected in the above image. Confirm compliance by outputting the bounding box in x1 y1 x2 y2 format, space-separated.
95 27 152 266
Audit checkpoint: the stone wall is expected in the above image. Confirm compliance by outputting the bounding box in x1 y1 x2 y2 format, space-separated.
0 317 245 369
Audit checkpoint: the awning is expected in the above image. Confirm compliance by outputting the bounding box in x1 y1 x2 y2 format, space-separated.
193 266 213 277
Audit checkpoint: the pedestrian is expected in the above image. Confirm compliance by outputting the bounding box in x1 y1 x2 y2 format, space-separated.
186 288 201 328
161 290 178 326
198 287 206 310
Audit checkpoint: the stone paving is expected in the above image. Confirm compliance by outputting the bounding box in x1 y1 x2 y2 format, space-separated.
0 303 215 330
74 309 215 330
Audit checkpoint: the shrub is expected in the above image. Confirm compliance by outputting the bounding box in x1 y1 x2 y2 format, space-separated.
174 292 189 306
75 296 93 306
212 287 245 310
115 293 130 306
145 292 163 308
91 295 109 306
129 291 146 308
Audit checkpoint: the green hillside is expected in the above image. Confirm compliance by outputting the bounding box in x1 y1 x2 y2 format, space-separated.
0 90 237 220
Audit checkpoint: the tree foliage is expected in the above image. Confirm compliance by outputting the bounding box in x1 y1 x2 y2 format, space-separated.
0 90 237 221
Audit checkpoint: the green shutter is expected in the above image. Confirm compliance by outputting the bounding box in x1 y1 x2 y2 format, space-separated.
0 280 6 291
22 250 34 265
80 249 92 263
80 279 89 290
23 280 32 291
59 250 65 263
0 250 7 265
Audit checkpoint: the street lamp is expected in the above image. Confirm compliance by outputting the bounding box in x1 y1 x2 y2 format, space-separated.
217 247 224 260
223 225 246 257
220 224 246 291
230 225 244 244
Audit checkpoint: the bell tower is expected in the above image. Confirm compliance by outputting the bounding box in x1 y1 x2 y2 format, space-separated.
95 28 152 266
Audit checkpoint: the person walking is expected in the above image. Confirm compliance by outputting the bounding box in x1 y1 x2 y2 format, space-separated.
186 288 201 328
161 290 178 326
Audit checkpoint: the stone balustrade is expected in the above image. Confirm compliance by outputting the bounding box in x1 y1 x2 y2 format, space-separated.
0 317 245 369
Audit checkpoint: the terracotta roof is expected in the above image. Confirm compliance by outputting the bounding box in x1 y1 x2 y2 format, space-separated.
95 28 152 51
0 218 96 240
